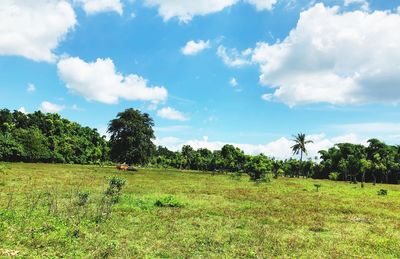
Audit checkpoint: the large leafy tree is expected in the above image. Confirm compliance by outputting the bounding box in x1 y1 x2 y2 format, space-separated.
108 108 156 165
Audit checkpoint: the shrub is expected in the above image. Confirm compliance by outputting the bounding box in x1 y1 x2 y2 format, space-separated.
378 189 388 196
105 177 126 203
77 191 90 207
154 195 184 208
328 172 340 181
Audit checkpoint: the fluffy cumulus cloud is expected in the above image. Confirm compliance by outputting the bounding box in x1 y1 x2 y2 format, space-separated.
181 40 210 55
156 133 364 159
143 0 279 22
0 0 76 62
157 107 189 121
75 0 123 15
57 57 168 104
252 4 400 106
217 46 252 67
40 101 65 113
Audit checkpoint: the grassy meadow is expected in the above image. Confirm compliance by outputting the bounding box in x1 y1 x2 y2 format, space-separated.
1 163 400 258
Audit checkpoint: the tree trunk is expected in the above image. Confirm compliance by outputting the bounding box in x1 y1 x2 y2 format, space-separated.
372 173 376 185
299 151 303 178
361 172 366 188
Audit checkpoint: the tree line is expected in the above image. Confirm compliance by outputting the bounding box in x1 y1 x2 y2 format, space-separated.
1 108 399 184
0 109 109 164
151 138 400 184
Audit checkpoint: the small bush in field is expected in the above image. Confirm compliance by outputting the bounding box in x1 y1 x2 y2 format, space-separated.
105 177 126 204
378 189 388 196
77 191 90 206
314 184 322 192
328 172 340 181
154 195 184 208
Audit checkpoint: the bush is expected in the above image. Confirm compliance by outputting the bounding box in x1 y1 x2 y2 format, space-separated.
76 191 90 206
154 195 184 208
328 172 340 181
105 177 126 203
378 189 388 196
314 184 322 192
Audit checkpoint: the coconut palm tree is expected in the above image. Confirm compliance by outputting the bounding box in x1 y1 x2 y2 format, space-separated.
291 133 313 177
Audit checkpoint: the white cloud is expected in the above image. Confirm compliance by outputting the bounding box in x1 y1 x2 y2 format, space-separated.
181 40 210 55
71 104 84 111
154 125 190 132
75 0 123 15
157 133 365 159
154 136 182 147
27 83 36 93
143 0 279 23
344 0 369 11
252 4 400 106
143 0 239 23
157 107 189 121
244 0 278 11
261 93 273 101
57 57 168 104
40 101 65 113
217 45 252 67
230 78 238 87
18 107 27 114
0 0 76 62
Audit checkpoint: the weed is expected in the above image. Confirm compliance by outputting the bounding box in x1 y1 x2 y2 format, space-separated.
378 189 388 196
154 195 184 208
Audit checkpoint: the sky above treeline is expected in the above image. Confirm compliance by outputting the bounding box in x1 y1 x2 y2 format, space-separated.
1 0 400 159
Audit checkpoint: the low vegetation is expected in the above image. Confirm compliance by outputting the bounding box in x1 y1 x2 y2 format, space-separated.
0 163 399 257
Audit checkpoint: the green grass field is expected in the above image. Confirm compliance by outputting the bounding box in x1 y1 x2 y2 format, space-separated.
1 163 400 258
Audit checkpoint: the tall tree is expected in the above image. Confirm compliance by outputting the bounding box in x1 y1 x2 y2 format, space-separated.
108 108 155 165
291 133 313 177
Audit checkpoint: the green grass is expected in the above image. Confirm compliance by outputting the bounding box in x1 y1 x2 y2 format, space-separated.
1 163 400 258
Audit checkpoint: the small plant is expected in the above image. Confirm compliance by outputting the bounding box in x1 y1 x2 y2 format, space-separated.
314 184 322 192
77 191 90 206
95 177 126 223
105 177 126 204
154 195 184 208
328 172 340 181
378 189 388 196
230 171 242 181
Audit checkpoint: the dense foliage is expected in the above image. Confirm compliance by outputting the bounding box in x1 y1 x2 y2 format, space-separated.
151 139 400 184
0 109 109 164
108 108 156 165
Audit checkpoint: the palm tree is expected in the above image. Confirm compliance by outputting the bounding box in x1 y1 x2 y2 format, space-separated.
291 133 313 177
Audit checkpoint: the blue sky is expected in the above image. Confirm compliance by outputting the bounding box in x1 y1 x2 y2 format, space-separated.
1 0 400 158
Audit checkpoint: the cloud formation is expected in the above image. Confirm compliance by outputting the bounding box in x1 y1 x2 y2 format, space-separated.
143 0 278 22
75 0 123 15
181 40 210 55
157 107 189 121
217 45 252 67
40 101 65 113
57 57 168 104
252 4 400 106
244 0 278 11
0 0 76 62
